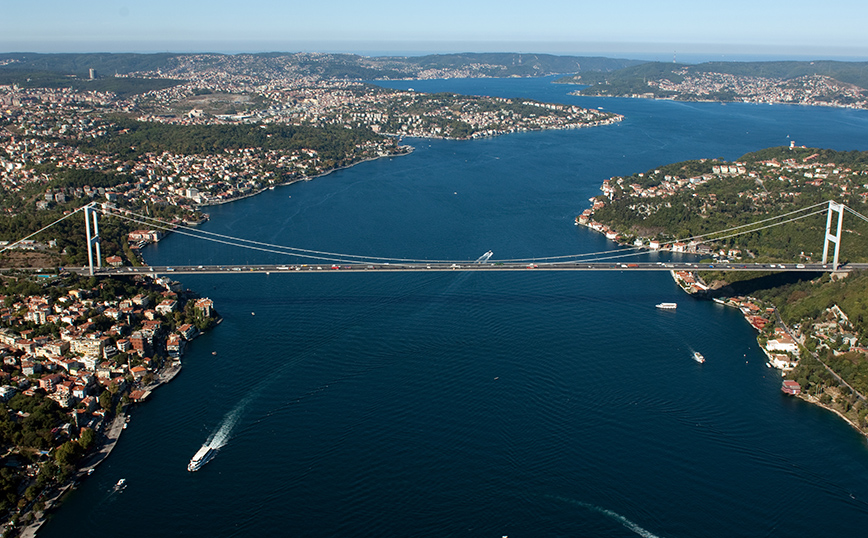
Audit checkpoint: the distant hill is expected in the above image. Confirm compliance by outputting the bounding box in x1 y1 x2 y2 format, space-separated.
394 52 644 76
0 52 177 77
0 69 183 97
565 60 868 99
0 51 645 82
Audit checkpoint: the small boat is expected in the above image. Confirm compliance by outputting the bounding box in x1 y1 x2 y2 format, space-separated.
116 478 126 487
693 351 705 363
656 302 677 310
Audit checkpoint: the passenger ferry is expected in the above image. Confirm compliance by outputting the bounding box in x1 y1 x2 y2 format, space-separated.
188 446 217 472
656 302 677 310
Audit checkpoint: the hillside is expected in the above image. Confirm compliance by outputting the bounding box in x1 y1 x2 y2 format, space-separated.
580 146 868 262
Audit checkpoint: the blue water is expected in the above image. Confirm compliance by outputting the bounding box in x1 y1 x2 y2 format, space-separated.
41 78 868 537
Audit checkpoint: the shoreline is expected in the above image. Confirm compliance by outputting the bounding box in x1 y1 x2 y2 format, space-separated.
13 334 195 536
197 147 415 208
565 90 868 110
672 270 868 439
798 392 868 438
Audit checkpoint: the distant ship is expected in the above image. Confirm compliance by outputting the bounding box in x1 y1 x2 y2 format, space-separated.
693 351 705 363
656 302 677 310
188 446 217 472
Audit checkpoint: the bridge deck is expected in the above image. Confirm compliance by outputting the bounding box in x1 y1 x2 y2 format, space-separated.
66 261 861 276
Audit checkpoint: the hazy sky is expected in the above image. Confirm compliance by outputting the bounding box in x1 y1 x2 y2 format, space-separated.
3 0 868 58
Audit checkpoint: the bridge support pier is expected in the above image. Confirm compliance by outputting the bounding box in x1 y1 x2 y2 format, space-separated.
822 201 844 268
84 203 101 276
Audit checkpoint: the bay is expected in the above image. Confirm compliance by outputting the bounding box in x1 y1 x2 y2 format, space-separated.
40 77 868 537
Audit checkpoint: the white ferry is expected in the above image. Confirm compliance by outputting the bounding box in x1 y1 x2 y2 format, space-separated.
693 351 705 363
656 302 677 310
188 446 217 472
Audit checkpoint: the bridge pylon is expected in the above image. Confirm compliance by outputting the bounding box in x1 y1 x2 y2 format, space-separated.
84 203 102 276
822 201 844 268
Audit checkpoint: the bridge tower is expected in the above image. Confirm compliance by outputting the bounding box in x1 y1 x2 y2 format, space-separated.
84 203 102 276
822 201 844 268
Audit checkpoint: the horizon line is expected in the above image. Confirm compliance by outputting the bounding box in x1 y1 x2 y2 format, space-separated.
2 40 868 62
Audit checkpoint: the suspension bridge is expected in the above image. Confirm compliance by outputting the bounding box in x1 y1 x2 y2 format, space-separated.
2 200 867 277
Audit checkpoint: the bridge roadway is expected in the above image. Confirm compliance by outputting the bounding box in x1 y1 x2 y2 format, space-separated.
72 261 865 276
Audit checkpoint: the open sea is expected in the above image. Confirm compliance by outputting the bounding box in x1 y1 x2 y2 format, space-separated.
40 77 868 537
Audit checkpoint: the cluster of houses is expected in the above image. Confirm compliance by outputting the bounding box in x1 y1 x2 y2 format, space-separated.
0 92 401 218
647 71 868 109
671 270 710 295
711 294 868 397
0 276 215 430
810 305 863 355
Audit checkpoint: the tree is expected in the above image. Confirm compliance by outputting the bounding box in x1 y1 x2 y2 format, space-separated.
78 428 95 451
54 440 82 466
98 389 112 410
24 484 39 502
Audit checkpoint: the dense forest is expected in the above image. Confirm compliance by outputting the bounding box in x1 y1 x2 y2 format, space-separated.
0 71 183 98
66 118 386 162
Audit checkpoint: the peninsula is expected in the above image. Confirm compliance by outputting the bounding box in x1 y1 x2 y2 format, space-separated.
560 61 868 109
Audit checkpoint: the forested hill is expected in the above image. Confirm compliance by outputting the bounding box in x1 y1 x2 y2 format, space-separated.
582 146 868 262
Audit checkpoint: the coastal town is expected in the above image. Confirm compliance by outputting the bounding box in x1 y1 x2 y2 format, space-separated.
0 269 218 533
645 71 868 108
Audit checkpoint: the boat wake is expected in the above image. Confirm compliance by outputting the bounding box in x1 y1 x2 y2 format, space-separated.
546 495 663 538
193 386 260 470
206 405 244 450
